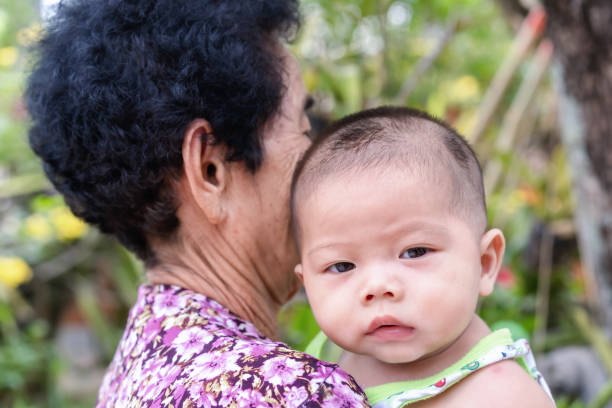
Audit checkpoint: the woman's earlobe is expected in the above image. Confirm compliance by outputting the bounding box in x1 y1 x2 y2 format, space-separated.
479 228 506 296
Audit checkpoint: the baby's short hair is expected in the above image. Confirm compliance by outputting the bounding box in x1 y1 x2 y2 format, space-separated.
291 106 487 238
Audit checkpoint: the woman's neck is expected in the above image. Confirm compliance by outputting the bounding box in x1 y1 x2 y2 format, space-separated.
339 315 491 389
147 231 289 340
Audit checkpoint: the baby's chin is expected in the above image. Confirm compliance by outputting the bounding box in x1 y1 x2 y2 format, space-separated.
343 344 426 366
355 341 453 366
369 351 423 365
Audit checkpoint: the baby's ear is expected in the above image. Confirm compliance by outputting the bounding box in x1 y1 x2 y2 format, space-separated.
479 228 505 296
294 264 304 283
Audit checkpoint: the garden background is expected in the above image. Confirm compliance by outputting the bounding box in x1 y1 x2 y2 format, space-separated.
1 0 611 406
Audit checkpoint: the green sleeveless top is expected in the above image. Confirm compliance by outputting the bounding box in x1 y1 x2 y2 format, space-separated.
305 329 555 407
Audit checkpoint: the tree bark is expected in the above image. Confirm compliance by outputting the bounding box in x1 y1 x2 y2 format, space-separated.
542 0 612 331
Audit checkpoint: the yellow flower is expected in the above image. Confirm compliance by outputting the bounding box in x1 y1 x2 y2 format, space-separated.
51 207 88 241
24 214 53 241
0 46 17 67
455 109 478 136
448 76 480 104
412 37 436 56
302 68 318 93
17 23 43 47
0 257 32 288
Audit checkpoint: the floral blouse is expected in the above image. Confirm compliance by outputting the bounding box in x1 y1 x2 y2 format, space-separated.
96 284 369 407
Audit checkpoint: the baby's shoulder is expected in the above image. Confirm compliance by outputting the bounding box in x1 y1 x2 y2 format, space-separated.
444 360 554 408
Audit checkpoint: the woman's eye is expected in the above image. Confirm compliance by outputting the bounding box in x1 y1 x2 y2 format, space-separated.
400 247 429 259
325 262 355 273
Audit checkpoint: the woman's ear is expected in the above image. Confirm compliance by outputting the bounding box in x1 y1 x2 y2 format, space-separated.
182 118 228 225
478 228 506 296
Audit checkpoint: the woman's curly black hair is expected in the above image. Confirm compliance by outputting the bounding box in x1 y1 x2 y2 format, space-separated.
26 0 300 263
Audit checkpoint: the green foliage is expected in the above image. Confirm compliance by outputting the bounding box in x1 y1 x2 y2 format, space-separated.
279 300 321 351
0 299 57 407
0 1 144 401
294 0 513 119
556 396 587 408
0 0 592 405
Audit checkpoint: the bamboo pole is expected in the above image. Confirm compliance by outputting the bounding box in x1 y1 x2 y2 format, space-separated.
484 38 554 194
572 308 612 375
394 18 462 105
469 7 546 144
533 225 554 350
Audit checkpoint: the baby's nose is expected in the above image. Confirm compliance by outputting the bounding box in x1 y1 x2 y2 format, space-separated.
364 290 395 302
361 279 402 304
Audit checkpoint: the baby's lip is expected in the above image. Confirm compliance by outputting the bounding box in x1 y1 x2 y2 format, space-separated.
366 315 411 334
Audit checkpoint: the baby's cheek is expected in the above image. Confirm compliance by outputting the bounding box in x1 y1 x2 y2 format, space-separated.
314 294 344 326
310 290 351 341
448 301 476 340
419 287 474 333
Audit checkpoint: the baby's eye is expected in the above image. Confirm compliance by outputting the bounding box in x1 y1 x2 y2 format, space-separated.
325 262 355 273
400 247 429 259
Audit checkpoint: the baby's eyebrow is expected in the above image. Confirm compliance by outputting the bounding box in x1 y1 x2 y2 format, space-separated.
382 220 450 237
306 241 350 257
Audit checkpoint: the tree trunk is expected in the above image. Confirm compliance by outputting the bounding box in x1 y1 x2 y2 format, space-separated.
542 0 612 332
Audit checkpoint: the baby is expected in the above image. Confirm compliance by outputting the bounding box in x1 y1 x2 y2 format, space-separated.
290 107 555 407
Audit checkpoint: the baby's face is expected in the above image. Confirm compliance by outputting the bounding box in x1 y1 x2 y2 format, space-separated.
295 168 493 364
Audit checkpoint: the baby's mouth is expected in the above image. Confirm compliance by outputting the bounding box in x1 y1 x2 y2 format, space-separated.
366 316 415 340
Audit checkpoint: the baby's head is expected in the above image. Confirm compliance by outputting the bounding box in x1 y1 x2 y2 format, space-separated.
291 106 505 364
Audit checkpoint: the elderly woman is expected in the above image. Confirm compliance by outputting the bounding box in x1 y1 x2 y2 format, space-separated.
26 0 369 406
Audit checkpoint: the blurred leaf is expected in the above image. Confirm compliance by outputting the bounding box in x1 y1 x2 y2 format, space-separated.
75 281 121 359
0 301 15 328
29 194 64 212
279 300 320 351
0 173 51 199
109 245 143 306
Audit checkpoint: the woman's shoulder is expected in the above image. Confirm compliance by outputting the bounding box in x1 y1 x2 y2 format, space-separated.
97 285 370 407
98 325 369 407
220 338 370 407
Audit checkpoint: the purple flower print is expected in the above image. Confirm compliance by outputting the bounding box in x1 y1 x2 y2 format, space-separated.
261 356 303 386
305 363 335 391
190 351 241 380
143 317 163 344
234 341 275 358
96 285 369 408
141 365 182 401
321 386 357 408
173 327 212 359
153 291 187 316
188 384 216 408
173 385 186 404
162 326 182 346
285 386 309 408
235 389 271 408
